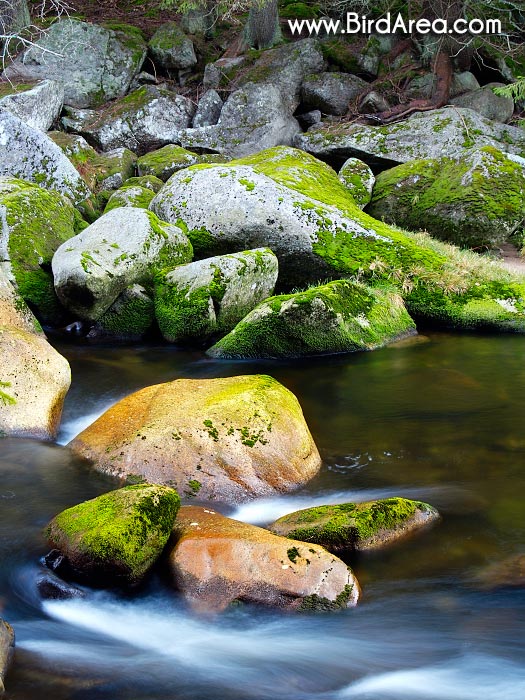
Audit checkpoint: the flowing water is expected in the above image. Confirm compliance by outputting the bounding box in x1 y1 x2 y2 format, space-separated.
1 332 525 699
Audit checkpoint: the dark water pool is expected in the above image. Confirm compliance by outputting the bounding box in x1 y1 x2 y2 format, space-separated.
1 332 525 699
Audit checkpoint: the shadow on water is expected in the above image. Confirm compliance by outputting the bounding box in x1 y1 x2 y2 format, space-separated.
2 331 525 699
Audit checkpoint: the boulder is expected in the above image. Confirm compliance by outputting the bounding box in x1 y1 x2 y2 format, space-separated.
294 107 525 169
137 144 227 181
208 280 416 359
0 79 64 131
155 248 278 343
52 207 192 321
0 265 39 334
67 85 195 155
0 619 14 693
338 157 375 208
406 71 480 100
301 72 367 115
104 184 155 213
85 284 155 343
49 132 137 191
150 145 525 333
167 505 360 613
68 375 321 504
0 177 86 322
4 19 146 108
0 325 71 440
148 22 197 73
367 146 525 248
474 552 525 590
193 89 223 127
450 83 514 123
269 498 440 553
122 175 164 192
0 110 91 203
178 82 301 158
45 484 180 586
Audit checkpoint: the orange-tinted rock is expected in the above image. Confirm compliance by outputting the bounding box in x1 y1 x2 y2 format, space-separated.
167 506 360 613
69 375 321 504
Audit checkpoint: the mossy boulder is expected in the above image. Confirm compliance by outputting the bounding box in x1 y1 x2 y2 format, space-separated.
0 79 63 131
52 207 192 321
167 505 360 613
301 72 367 116
150 145 525 333
208 280 415 359
85 284 155 343
269 498 440 554
137 144 228 181
0 177 87 323
68 375 321 504
122 175 164 192
148 22 197 73
45 484 180 586
294 107 525 169
0 111 91 204
70 85 195 155
155 248 278 344
338 157 375 209
4 19 146 108
104 184 155 213
0 619 14 694
49 133 138 192
367 147 525 249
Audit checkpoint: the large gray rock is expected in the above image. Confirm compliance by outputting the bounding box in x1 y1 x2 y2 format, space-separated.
294 107 525 169
154 248 278 343
0 619 14 693
4 19 147 108
192 89 223 127
67 85 195 155
450 83 515 123
52 207 193 320
149 22 197 72
178 82 300 158
208 280 416 359
301 72 367 116
0 110 91 203
367 146 525 249
406 71 480 100
0 79 64 131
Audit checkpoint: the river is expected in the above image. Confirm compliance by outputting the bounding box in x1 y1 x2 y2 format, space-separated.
1 331 525 699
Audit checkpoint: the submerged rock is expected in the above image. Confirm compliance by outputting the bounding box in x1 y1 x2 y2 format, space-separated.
68 375 321 504
52 207 192 321
167 506 360 613
155 248 278 343
0 110 91 203
150 145 525 333
474 552 525 590
45 484 180 586
0 619 14 693
269 498 440 553
367 146 525 249
0 177 86 323
0 79 64 131
294 107 525 169
4 19 146 108
208 280 415 359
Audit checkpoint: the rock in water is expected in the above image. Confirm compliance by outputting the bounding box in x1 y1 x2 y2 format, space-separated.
0 619 14 693
45 484 180 586
167 506 360 613
269 498 440 553
68 375 321 504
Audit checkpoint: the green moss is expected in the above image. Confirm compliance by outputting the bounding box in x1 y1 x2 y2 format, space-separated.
45 484 180 585
95 287 155 338
272 498 433 552
104 185 155 213
0 381 16 406
320 39 361 73
287 546 301 563
299 583 354 612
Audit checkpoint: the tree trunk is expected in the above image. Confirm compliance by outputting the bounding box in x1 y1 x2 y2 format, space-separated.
0 0 30 36
244 0 281 50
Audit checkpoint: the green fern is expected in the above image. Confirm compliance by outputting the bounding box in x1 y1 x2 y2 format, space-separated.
493 78 525 102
